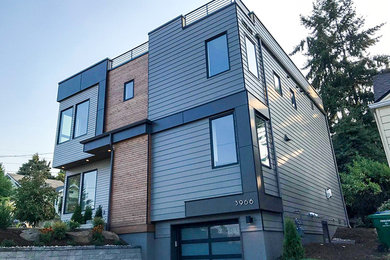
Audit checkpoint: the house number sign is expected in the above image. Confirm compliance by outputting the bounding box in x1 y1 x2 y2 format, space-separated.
234 199 254 206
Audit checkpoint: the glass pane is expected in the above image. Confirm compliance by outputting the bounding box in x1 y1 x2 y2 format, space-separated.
245 37 258 77
255 115 270 167
74 100 89 138
182 243 209 256
125 81 134 100
65 174 80 213
81 171 97 210
210 224 240 238
290 89 297 109
181 227 208 240
211 115 238 167
274 73 281 94
207 34 229 77
212 241 241 255
58 107 73 143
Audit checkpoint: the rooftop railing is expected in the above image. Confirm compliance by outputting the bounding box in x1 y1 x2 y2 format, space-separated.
110 41 149 69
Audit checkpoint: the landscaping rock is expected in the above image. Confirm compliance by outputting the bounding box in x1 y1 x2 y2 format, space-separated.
20 229 40 242
66 230 92 244
102 231 120 241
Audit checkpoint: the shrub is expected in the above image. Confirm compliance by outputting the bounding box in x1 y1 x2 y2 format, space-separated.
52 221 68 240
378 199 390 212
71 205 83 224
92 224 104 245
94 205 103 218
67 220 80 231
84 206 93 223
0 203 13 229
282 218 305 260
39 227 53 245
93 217 105 228
33 241 45 247
0 239 16 247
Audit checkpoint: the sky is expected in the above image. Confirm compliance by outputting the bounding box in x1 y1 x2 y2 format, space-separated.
0 0 389 175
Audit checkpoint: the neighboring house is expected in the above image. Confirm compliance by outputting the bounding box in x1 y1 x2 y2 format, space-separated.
52 0 348 259
370 71 390 166
5 173 64 214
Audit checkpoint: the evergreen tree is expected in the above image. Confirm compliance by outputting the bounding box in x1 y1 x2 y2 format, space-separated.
0 164 13 198
55 170 65 183
17 153 54 179
292 0 389 171
282 218 305 260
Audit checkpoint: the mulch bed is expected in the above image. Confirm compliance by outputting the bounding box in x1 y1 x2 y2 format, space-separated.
305 227 389 260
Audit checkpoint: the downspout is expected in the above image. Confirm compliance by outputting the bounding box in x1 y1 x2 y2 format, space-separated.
106 133 114 230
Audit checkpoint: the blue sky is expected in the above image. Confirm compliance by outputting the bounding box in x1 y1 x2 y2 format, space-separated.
0 0 388 174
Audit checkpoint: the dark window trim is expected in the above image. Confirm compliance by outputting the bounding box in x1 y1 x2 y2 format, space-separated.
273 71 282 96
311 101 314 110
209 111 239 169
57 106 74 145
63 173 81 214
80 169 98 211
73 99 90 139
255 112 272 169
205 32 231 78
123 80 135 101
290 88 297 110
244 35 259 78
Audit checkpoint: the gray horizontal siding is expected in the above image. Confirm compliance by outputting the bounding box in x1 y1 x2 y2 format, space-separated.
148 4 245 120
53 85 98 167
61 159 110 222
262 211 283 232
151 119 242 221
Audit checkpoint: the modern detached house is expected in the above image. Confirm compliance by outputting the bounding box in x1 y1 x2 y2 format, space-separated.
52 0 348 259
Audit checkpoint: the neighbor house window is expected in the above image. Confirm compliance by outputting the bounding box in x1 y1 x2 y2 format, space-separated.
81 170 97 210
245 37 258 77
210 114 238 167
73 100 89 138
58 107 73 144
255 114 270 167
290 89 297 110
124 80 134 101
64 174 81 213
273 72 282 95
206 33 229 77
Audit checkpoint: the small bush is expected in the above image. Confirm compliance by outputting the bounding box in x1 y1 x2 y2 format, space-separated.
52 221 68 240
93 217 105 228
67 220 80 231
378 199 390 212
71 205 83 224
33 241 45 247
43 221 52 229
282 218 305 260
94 205 103 218
84 206 93 223
0 203 13 229
39 227 53 245
0 239 16 247
92 224 104 245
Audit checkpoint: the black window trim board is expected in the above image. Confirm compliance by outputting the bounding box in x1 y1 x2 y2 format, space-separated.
57 106 74 144
123 79 135 101
244 34 259 78
205 31 231 78
290 88 297 110
255 112 272 169
273 71 282 96
73 99 90 139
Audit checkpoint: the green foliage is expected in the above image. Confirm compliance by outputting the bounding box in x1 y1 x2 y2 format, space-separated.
0 164 13 198
17 154 54 179
84 206 93 223
71 204 83 224
67 220 80 231
291 0 389 172
33 241 45 247
52 221 68 240
0 239 16 247
114 239 127 245
39 232 52 245
67 239 76 246
0 202 13 229
378 199 390 212
94 205 103 218
56 170 65 183
340 157 390 221
282 218 305 260
13 170 56 226
93 217 105 228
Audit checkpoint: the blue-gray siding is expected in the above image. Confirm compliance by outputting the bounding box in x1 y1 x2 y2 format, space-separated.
148 4 244 120
151 118 242 221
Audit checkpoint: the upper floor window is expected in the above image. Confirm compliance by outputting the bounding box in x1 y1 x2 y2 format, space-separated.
206 33 229 77
273 72 282 95
290 89 297 110
210 114 238 167
255 114 270 167
124 80 134 101
245 37 258 77
58 107 73 144
73 100 89 138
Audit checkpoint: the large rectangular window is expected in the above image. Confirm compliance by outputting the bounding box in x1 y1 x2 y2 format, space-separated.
64 174 80 214
245 37 258 77
211 114 238 167
255 114 270 167
81 170 97 210
58 107 73 144
73 100 89 138
206 33 229 77
273 72 282 95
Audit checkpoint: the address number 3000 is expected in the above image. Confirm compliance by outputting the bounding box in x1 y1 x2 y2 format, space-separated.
234 199 254 206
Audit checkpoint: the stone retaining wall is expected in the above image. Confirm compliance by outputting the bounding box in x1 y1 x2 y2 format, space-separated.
0 245 142 260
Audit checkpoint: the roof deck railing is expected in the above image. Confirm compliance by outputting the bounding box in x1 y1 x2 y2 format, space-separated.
110 41 149 69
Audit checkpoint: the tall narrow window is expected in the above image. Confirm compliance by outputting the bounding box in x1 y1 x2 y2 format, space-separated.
124 80 134 101
290 88 297 109
273 72 282 95
245 37 258 77
64 174 81 213
73 100 89 138
206 33 229 77
311 101 314 110
211 114 238 167
58 107 73 143
81 170 97 210
255 114 270 167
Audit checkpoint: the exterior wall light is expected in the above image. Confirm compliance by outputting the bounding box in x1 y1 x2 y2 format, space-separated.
284 134 291 142
246 216 253 224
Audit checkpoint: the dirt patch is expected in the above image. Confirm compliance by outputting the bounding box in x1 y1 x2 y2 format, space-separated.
305 228 390 260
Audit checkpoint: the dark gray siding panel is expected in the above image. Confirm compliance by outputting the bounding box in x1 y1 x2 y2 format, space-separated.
148 4 245 120
151 119 242 221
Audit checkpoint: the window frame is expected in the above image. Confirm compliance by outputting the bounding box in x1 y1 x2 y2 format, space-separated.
205 32 230 78
209 112 239 169
80 170 97 211
255 112 272 169
123 80 135 101
290 88 297 110
273 72 282 96
245 36 259 78
57 106 74 144
63 173 81 214
73 99 90 139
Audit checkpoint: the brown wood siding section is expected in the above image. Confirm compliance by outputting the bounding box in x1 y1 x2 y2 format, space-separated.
105 54 148 132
